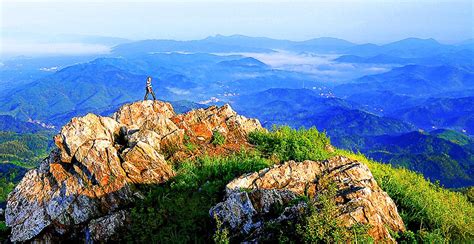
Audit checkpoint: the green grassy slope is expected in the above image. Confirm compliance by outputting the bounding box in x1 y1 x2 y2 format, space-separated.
125 126 474 243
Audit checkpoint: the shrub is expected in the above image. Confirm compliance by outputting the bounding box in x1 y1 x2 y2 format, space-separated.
249 127 474 242
338 150 474 242
296 182 372 243
459 186 474 203
213 215 229 244
125 127 474 243
211 130 226 146
185 142 196 152
125 151 271 243
249 126 332 162
0 221 9 242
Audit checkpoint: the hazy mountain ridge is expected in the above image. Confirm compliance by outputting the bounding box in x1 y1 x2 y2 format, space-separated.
1 35 473 189
230 88 415 148
111 35 472 57
335 64 474 97
0 52 321 125
391 96 474 134
361 130 474 188
335 49 474 65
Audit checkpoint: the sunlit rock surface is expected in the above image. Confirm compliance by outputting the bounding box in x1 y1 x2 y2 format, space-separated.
210 156 406 242
6 100 262 242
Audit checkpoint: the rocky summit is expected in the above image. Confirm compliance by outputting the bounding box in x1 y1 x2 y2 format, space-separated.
4 100 407 243
210 156 406 242
5 101 262 242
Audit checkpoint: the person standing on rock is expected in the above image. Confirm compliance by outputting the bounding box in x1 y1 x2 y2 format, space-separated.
144 76 156 101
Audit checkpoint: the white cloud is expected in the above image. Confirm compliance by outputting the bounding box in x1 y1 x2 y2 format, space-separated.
39 66 59 72
167 87 190 95
0 40 110 56
214 51 397 82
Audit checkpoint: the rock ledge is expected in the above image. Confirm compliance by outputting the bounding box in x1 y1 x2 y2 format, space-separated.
210 156 405 242
6 100 262 242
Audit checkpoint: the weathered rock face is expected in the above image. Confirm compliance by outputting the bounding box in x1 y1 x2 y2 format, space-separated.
171 104 261 143
6 100 262 242
210 156 406 242
170 104 262 160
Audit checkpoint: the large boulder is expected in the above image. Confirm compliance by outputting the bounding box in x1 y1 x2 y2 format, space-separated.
210 156 406 242
53 113 121 164
6 100 262 242
171 104 261 143
113 100 176 129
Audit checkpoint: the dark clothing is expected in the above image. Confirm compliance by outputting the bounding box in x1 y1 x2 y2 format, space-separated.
144 87 156 101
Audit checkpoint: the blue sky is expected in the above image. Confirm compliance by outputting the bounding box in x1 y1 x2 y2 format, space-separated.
1 0 473 55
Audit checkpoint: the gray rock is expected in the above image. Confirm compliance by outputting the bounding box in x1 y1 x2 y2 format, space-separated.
210 156 406 242
5 101 262 242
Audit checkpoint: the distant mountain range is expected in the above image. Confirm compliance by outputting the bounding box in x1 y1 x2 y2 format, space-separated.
332 65 474 135
361 130 474 188
391 96 474 134
230 88 415 149
1 34 473 188
335 65 474 98
112 35 473 58
0 52 322 125
344 38 456 58
334 49 474 65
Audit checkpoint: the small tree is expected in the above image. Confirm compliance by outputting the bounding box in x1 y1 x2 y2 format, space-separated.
211 131 226 146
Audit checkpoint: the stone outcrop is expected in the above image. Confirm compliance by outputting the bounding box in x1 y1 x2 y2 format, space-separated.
5 100 262 242
210 156 406 242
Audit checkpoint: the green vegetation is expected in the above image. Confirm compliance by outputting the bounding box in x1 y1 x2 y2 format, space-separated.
249 126 331 162
125 126 474 243
338 150 474 242
0 168 20 203
211 130 226 146
432 129 473 146
296 182 372 243
0 130 53 206
0 221 8 242
250 127 474 242
212 215 229 244
459 187 474 203
126 151 271 243
0 131 54 168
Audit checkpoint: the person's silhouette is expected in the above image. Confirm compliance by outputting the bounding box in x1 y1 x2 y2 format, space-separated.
144 76 156 101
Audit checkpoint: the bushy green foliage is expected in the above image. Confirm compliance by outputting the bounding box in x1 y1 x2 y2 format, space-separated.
0 221 9 242
249 127 473 242
249 126 332 162
185 142 197 151
183 133 197 152
0 170 18 203
212 215 229 244
125 151 271 243
125 127 472 243
459 186 474 203
211 130 226 146
337 150 474 242
297 182 372 243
